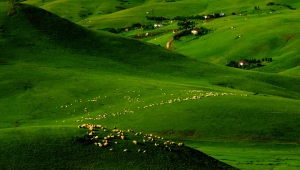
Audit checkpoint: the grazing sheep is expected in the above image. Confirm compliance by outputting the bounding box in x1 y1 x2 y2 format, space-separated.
115 142 118 144
123 149 128 152
103 142 108 147
178 142 184 147
133 140 137 145
109 148 113 151
143 150 146 153
121 136 125 140
98 143 103 147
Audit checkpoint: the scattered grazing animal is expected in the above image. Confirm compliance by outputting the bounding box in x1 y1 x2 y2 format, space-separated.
133 140 137 145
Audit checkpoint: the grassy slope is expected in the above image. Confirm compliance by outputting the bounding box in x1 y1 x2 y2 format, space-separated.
0 3 238 169
1 1 300 169
0 126 237 170
26 0 299 74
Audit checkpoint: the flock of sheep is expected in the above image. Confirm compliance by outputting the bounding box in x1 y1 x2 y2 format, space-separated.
56 88 249 123
78 123 185 153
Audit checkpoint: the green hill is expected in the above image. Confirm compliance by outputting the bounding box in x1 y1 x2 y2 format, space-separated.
1 1 300 169
29 0 300 74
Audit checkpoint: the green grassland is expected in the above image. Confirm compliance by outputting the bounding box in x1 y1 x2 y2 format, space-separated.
1 0 300 169
27 0 300 75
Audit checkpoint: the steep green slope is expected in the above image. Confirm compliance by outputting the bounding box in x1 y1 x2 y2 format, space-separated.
0 3 238 169
23 0 300 73
1 1 300 130
0 126 237 170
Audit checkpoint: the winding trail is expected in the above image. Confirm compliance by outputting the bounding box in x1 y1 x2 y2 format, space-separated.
166 30 185 50
166 37 174 50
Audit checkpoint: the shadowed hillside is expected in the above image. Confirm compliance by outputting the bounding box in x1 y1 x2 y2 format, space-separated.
1 1 300 169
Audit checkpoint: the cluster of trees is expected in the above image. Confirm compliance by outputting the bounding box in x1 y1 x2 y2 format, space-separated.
177 21 195 30
146 13 225 22
115 6 126 11
254 6 260 10
79 9 93 18
173 30 191 40
146 16 169 21
226 58 273 69
117 0 129 3
173 14 224 21
174 27 210 40
101 23 143 33
262 58 273 62
101 22 167 33
173 15 205 21
267 2 296 10
267 2 275 6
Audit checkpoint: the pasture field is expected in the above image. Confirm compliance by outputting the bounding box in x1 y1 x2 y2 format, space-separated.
23 0 300 74
186 141 300 170
1 0 300 169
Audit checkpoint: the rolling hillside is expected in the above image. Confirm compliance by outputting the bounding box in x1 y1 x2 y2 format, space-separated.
1 1 300 169
27 0 300 74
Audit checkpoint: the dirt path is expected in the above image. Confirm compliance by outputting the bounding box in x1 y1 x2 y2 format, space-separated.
166 37 174 50
166 30 184 50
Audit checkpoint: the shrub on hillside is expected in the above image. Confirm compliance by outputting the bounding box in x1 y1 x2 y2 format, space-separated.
115 6 126 11
7 8 17 17
101 28 117 33
174 30 191 40
177 21 195 30
79 9 93 18
146 16 169 21
226 61 238 67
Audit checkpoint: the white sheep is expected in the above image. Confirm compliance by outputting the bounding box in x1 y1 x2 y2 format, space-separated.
133 140 137 145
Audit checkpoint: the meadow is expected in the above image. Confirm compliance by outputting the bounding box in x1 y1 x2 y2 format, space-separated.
0 0 300 169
